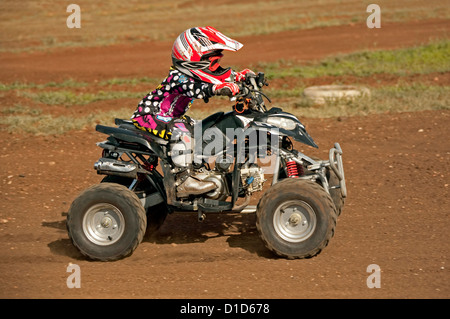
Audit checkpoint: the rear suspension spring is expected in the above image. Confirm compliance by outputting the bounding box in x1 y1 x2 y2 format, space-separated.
286 160 299 178
286 160 305 178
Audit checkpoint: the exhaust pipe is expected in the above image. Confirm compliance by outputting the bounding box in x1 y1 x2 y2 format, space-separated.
94 158 138 178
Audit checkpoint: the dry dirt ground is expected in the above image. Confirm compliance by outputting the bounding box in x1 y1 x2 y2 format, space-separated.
0 19 449 300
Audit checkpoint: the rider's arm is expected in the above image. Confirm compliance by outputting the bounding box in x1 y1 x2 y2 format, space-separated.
176 80 214 100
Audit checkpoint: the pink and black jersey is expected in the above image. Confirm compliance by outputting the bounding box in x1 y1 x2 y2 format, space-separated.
131 68 214 137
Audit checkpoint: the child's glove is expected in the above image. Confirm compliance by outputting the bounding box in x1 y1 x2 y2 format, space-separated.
212 83 239 96
235 69 255 82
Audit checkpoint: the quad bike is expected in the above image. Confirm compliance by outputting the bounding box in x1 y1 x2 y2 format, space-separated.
66 72 347 261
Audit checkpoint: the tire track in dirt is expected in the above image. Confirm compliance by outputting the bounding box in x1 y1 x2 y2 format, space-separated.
0 110 449 298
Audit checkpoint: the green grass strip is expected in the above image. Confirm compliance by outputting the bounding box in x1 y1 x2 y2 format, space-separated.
0 108 131 135
256 40 450 79
17 90 146 106
0 77 159 91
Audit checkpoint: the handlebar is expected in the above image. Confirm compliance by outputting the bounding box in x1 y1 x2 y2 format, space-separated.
230 72 269 102
230 72 271 114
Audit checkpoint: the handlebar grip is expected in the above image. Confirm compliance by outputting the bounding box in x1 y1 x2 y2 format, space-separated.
229 85 249 101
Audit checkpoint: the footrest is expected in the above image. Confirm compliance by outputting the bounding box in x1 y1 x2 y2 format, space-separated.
198 199 233 212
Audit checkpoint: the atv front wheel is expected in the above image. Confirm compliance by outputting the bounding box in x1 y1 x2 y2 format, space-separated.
328 167 345 216
67 183 147 261
256 179 337 259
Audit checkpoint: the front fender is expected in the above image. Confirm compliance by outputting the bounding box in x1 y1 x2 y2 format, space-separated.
248 121 318 148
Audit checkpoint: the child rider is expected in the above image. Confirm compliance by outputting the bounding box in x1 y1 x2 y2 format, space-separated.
131 26 254 197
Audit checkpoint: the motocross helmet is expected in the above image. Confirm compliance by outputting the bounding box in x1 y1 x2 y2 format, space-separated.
172 26 243 84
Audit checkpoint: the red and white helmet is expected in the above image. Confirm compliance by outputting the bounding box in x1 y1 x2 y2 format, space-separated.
172 26 243 84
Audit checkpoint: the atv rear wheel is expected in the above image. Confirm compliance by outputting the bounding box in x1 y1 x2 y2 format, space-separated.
67 183 147 261
256 179 337 259
100 175 168 237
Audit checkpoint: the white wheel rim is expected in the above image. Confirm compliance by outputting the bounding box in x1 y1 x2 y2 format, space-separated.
82 203 125 246
273 200 317 243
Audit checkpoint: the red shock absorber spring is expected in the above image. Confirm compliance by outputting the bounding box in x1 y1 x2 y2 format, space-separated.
286 160 299 178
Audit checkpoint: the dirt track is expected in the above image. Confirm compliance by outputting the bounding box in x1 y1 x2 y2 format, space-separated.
0 19 449 299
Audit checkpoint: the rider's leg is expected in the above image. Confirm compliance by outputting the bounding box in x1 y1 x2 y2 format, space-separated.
169 118 216 197
132 114 216 197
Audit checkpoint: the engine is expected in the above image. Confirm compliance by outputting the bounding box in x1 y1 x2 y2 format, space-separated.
240 165 265 194
194 170 229 201
193 163 265 201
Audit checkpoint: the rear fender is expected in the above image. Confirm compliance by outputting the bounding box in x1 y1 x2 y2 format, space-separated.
96 124 166 158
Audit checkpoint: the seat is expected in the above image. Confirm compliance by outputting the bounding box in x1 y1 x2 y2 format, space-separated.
113 118 168 145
